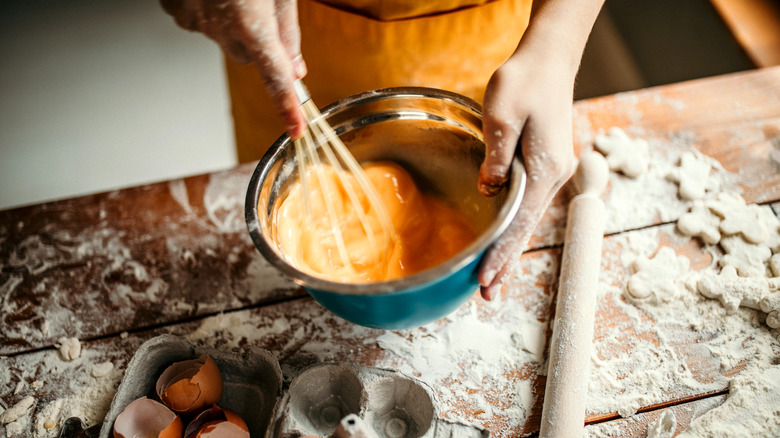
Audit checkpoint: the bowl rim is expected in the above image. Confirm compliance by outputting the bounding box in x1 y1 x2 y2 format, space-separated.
245 86 526 296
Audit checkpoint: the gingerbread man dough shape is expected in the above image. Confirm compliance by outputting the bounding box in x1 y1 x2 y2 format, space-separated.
666 150 719 201
719 235 772 278
594 127 649 178
677 200 722 245
707 193 767 244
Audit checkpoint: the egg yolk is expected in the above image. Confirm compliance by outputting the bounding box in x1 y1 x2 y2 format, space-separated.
274 161 477 283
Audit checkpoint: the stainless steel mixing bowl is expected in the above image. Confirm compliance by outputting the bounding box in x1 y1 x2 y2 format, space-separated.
245 87 526 329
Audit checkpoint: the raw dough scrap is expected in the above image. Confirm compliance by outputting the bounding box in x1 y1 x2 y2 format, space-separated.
706 193 767 244
677 200 722 245
697 265 778 314
594 127 649 178
0 396 35 424
627 247 690 300
719 235 772 278
56 337 81 361
666 150 719 200
759 291 780 328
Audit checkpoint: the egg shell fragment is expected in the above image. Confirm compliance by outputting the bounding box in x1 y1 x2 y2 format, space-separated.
113 397 183 438
156 354 224 415
184 405 249 438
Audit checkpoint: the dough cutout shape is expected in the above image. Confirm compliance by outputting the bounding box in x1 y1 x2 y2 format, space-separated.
757 206 780 252
627 246 690 300
719 235 772 278
667 148 780 328
707 193 767 244
666 150 719 200
770 253 780 277
697 265 776 314
677 200 722 245
594 127 649 178
760 291 780 328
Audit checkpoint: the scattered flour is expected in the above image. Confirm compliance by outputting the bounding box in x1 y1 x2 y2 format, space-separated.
1 346 126 438
584 130 780 436
677 367 780 437
4 117 779 438
646 410 676 438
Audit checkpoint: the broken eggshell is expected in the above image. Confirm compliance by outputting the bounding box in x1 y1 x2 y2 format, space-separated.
113 397 184 438
183 405 249 438
156 354 224 415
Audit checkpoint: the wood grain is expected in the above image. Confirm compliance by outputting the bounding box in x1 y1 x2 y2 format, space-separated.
2 67 780 437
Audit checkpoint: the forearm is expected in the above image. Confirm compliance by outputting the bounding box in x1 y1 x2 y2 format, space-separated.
516 0 606 76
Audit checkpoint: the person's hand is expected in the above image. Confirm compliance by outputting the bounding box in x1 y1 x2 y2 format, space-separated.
477 52 577 300
476 0 604 300
160 0 307 138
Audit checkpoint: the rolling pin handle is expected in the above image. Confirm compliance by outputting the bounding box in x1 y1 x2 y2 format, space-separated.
573 151 609 196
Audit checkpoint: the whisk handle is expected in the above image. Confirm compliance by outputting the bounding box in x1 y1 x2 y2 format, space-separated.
294 80 311 104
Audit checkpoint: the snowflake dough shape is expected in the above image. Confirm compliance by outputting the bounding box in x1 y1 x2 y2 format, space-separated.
666 150 719 200
697 265 775 314
719 235 772 277
594 127 649 178
627 247 690 299
677 200 722 245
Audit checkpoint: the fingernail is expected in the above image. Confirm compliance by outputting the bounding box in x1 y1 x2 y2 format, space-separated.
288 124 304 140
481 285 497 301
478 181 504 197
292 55 307 79
479 268 496 287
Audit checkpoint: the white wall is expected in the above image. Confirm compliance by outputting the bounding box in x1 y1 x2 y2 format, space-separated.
0 0 235 210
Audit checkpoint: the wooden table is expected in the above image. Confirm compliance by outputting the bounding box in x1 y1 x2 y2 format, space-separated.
2 66 779 437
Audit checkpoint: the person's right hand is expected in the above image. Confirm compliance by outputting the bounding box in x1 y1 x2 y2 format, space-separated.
160 0 307 138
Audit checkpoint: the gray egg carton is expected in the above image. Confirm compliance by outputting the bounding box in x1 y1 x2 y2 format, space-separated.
267 362 489 438
99 334 283 438
99 335 487 438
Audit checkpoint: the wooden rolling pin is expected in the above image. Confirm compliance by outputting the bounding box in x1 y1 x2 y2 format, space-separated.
539 151 608 437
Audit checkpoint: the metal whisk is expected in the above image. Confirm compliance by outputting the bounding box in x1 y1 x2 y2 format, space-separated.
291 80 396 275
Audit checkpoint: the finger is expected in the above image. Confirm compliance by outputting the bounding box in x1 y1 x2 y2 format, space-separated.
160 0 201 31
479 91 526 197
218 38 253 65
274 0 307 79
478 149 576 300
234 2 306 138
478 186 547 300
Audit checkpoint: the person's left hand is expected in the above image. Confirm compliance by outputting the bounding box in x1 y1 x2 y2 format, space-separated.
476 45 578 300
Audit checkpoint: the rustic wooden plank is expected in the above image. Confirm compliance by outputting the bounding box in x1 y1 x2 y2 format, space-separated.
0 164 305 355
585 394 727 437
530 66 780 248
3 68 780 438
4 223 764 437
2 68 779 357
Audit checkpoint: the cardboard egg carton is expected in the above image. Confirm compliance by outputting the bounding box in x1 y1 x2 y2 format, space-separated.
100 334 487 438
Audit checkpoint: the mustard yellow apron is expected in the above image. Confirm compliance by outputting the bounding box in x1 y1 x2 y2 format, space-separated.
226 0 532 163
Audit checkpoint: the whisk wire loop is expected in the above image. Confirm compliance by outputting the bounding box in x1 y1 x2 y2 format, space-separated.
292 81 397 276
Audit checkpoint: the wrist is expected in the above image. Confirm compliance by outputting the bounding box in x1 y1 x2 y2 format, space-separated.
515 0 604 77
